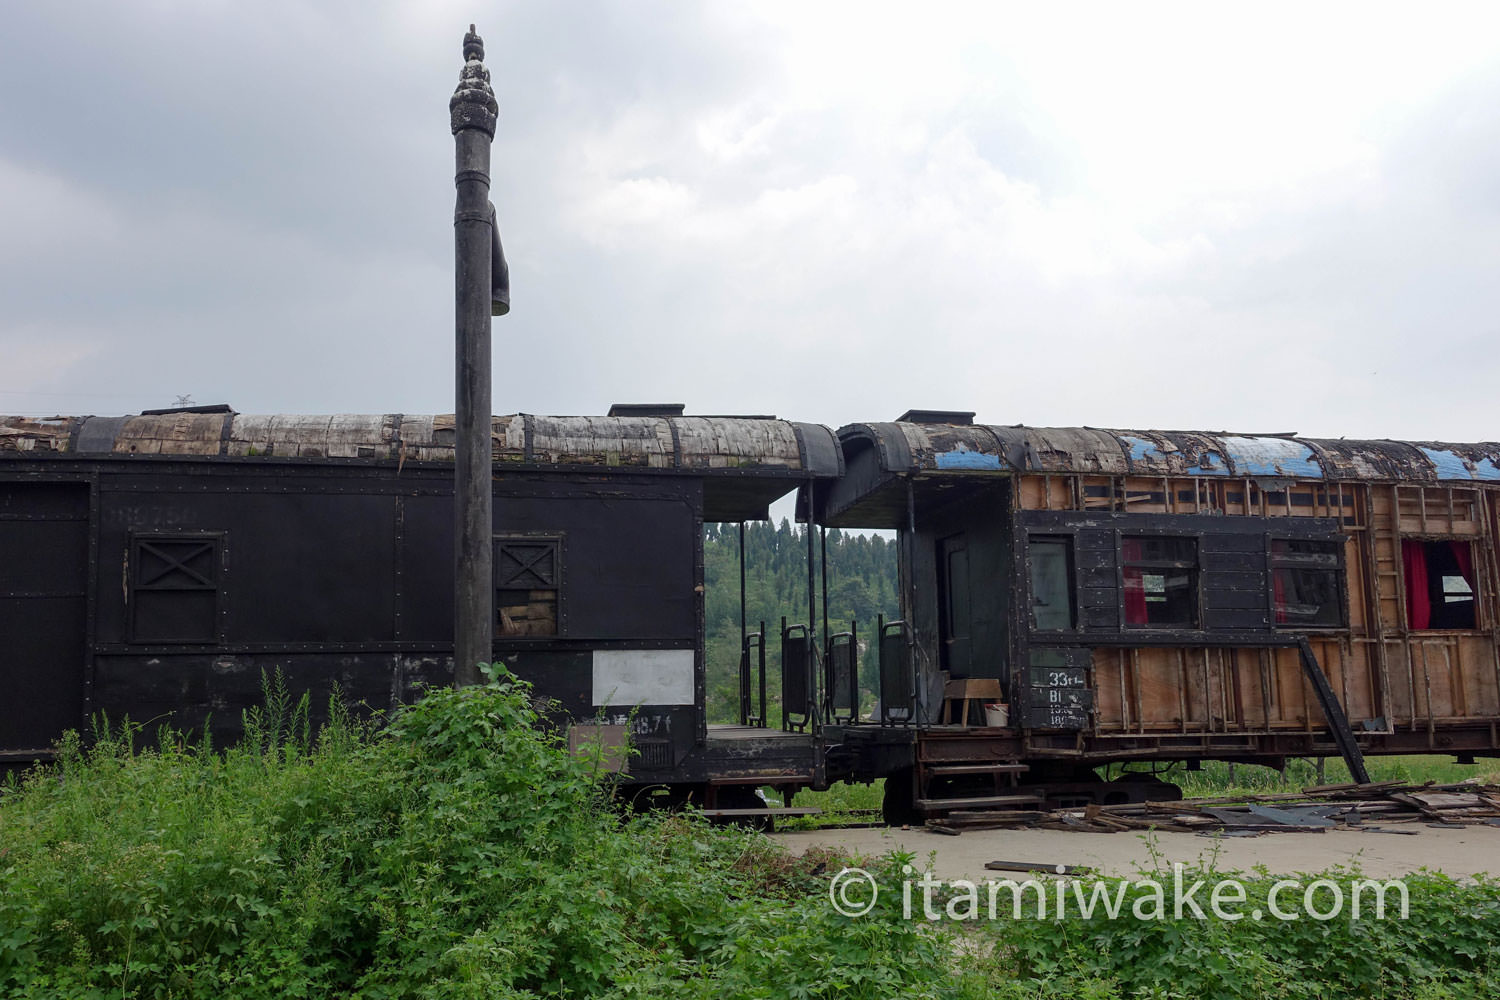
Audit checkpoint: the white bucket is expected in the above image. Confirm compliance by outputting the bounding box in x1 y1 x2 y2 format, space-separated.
983 703 1009 728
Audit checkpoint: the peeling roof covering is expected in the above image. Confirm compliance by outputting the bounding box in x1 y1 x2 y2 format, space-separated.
0 413 842 478
836 422 1500 484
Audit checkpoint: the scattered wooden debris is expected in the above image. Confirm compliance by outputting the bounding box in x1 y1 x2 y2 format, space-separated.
923 781 1500 835
984 860 1095 876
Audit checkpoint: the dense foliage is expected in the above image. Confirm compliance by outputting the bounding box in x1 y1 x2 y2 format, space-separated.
0 671 946 999
703 522 899 722
4 673 1500 999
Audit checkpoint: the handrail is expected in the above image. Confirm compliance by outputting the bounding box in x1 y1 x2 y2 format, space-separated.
738 622 766 728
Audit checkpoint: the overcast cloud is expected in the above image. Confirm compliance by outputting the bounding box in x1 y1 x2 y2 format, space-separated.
2 1 1498 440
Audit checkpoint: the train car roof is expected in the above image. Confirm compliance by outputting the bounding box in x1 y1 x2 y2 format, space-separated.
0 412 843 522
822 419 1500 527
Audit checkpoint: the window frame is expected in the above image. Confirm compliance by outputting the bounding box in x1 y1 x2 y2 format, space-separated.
1402 537 1481 632
1026 533 1078 632
494 533 564 638
1266 534 1348 630
1117 531 1201 630
127 531 225 645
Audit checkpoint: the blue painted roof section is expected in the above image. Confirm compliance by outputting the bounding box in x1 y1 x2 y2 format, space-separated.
1121 435 1158 462
1419 447 1500 482
1194 450 1229 475
1218 436 1325 479
935 448 1004 470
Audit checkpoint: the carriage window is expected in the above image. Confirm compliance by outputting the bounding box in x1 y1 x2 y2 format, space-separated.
495 537 560 636
1029 536 1075 630
1403 540 1476 630
1271 538 1345 628
129 533 222 643
1121 536 1198 627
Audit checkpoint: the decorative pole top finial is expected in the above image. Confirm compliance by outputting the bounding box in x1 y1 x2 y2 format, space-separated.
451 24 497 136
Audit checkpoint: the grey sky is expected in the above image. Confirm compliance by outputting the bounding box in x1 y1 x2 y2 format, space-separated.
2 1 1497 440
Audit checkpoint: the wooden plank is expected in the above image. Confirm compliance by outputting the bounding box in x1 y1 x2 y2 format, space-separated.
917 793 1044 810
985 860 1095 876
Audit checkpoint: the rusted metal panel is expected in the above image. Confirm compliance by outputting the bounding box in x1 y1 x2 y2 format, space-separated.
0 415 75 453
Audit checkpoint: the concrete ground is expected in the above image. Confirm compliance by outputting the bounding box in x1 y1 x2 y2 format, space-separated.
773 822 1500 880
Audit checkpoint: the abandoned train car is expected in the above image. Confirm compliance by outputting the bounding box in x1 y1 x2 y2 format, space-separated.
6 405 1500 823
0 407 840 801
818 411 1500 819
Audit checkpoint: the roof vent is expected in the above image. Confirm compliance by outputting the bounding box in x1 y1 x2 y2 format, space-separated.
607 403 685 418
895 409 974 425
140 403 235 415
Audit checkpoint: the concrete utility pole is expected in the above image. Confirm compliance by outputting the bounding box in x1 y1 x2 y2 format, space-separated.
450 24 502 686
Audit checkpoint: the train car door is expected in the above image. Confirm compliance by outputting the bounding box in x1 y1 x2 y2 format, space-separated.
0 483 89 756
938 533 973 678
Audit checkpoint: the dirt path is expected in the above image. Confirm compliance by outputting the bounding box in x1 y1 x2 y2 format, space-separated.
774 823 1500 880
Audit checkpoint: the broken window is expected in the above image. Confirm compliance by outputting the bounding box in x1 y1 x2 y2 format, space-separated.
129 533 222 643
1029 536 1075 631
1402 540 1476 630
1271 538 1345 628
495 536 560 636
1121 536 1198 628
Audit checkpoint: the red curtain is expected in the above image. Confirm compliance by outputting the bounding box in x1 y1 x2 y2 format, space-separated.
1451 541 1474 587
1122 538 1148 625
1402 540 1430 630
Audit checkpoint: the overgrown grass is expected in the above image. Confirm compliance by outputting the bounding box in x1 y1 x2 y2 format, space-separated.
1157 754 1499 800
957 853 1500 1000
771 779 884 830
0 670 952 999
5 680 1500 999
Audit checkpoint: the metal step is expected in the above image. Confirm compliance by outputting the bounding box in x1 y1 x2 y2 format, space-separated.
926 763 1030 776
917 793 1044 811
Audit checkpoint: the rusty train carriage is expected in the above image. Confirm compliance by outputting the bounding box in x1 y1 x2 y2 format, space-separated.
6 406 1500 822
820 412 1500 818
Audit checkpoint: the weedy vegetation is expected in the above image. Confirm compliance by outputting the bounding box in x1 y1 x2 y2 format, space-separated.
2 669 1499 998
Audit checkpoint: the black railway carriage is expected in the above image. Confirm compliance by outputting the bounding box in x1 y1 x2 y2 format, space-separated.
9 405 1500 824
0 408 840 797
817 412 1500 819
